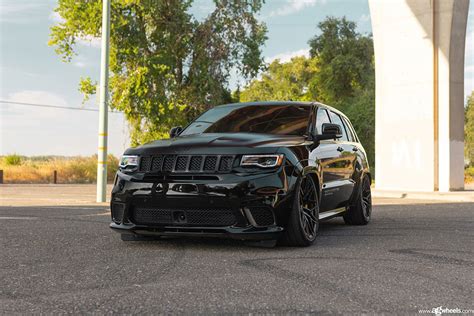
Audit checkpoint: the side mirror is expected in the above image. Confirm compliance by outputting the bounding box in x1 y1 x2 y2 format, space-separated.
169 126 183 138
314 123 343 141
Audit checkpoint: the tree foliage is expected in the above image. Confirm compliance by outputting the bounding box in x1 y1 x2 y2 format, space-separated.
240 57 318 102
240 17 375 167
466 91 474 166
49 0 267 145
308 17 374 104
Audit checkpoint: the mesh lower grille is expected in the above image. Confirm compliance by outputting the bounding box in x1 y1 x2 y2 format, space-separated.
133 208 173 224
249 207 275 226
111 203 125 223
132 207 236 226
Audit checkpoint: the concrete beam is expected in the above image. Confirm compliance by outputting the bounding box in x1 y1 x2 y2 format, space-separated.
369 0 469 192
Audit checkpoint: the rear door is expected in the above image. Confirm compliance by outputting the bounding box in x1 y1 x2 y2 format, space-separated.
327 110 356 207
310 107 343 212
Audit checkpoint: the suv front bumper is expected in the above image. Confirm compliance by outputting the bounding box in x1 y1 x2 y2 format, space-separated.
109 168 297 240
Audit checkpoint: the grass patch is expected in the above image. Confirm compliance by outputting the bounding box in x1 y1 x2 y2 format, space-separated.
0 155 118 184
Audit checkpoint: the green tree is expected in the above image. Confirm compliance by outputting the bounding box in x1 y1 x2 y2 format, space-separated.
239 17 375 167
49 0 267 145
240 56 318 102
466 91 474 166
308 16 374 104
308 17 375 167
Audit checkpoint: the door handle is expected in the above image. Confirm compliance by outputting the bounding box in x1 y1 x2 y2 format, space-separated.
352 147 358 152
337 147 344 152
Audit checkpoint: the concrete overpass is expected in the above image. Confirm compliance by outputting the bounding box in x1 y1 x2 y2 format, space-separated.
369 0 470 192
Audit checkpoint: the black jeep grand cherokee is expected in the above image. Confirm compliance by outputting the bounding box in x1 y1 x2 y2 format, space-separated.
110 101 371 246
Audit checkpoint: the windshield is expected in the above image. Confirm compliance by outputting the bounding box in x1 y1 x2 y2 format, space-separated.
180 104 311 136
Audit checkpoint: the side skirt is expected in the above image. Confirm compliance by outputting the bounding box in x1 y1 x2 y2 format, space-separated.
319 207 346 221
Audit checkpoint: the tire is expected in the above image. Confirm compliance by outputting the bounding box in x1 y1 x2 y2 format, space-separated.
280 175 320 247
120 234 158 241
343 175 372 225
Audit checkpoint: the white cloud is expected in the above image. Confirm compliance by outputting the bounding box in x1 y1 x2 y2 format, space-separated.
77 35 102 48
265 48 310 64
73 61 86 68
0 2 45 15
358 14 371 24
269 0 326 18
7 90 69 107
466 30 474 55
0 2 47 23
0 90 129 156
48 11 64 24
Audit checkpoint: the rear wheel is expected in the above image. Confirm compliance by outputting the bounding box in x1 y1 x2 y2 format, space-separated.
343 175 372 225
280 176 319 247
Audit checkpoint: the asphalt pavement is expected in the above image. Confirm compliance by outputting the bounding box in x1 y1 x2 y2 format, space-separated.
1 185 473 314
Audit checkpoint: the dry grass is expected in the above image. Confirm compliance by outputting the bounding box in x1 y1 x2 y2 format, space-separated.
0 155 118 184
1 154 473 186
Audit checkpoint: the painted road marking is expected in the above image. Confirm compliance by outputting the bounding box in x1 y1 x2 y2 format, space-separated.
78 212 110 217
0 217 38 220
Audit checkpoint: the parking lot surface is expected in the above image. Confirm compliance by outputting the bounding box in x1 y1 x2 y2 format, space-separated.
1 185 473 314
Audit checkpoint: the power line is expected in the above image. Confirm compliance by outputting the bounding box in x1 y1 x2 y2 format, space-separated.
0 100 122 114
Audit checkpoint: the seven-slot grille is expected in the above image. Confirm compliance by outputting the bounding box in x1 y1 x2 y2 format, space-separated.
139 155 234 173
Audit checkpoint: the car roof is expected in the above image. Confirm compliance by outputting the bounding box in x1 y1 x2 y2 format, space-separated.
216 101 349 120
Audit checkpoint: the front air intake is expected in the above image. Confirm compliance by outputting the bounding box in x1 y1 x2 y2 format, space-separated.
138 155 234 173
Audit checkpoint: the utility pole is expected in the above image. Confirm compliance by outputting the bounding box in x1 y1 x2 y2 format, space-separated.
96 0 111 202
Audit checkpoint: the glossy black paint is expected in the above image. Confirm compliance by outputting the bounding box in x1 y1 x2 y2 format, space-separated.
110 101 370 240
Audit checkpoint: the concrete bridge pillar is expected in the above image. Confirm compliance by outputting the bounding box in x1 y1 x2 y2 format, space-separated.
369 0 470 192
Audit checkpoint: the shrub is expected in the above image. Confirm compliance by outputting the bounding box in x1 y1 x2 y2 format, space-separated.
3 154 22 166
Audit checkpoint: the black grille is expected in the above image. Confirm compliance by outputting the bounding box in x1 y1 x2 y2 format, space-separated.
133 208 173 224
139 155 233 173
175 156 188 171
139 157 152 172
249 207 275 226
189 156 203 171
219 156 234 171
132 207 236 226
203 156 218 171
111 203 125 223
151 156 163 171
163 155 176 171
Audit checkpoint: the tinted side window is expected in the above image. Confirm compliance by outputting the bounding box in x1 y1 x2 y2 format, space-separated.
343 117 358 143
328 111 348 141
315 108 331 134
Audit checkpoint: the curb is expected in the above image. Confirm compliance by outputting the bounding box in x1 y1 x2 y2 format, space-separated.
372 189 474 203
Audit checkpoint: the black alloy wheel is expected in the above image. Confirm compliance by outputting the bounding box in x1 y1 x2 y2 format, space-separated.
343 175 372 225
280 175 319 247
298 176 319 241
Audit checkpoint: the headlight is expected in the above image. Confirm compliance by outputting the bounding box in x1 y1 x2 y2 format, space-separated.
119 155 139 168
240 154 284 168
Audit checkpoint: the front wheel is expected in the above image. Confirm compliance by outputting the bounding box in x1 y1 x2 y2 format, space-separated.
343 175 372 225
280 175 320 247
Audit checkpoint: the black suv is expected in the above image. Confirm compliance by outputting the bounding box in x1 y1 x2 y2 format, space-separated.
110 101 372 246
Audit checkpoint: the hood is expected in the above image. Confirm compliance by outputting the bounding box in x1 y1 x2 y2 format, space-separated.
125 133 308 155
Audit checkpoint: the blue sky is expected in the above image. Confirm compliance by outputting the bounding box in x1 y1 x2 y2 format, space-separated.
0 0 473 156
